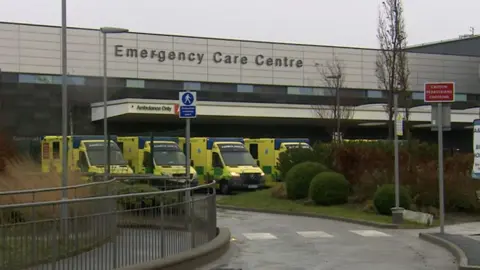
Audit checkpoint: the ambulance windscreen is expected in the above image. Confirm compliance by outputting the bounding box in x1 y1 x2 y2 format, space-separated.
84 142 127 165
218 144 256 166
152 143 186 166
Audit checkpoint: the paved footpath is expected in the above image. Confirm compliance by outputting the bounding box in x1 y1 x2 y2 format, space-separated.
202 209 457 270
419 222 480 267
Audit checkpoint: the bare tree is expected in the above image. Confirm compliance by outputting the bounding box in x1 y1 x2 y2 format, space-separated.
376 0 411 140
312 57 355 142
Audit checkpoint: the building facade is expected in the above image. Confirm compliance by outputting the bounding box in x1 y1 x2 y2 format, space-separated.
0 22 479 150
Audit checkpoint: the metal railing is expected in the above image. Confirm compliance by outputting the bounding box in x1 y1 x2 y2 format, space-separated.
0 179 217 270
0 178 117 204
0 173 196 204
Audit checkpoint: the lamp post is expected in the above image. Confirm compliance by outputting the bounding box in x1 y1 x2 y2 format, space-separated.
60 0 68 224
100 27 129 180
327 75 342 142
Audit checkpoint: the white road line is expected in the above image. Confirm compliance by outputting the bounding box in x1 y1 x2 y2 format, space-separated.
242 233 278 240
296 231 334 238
349 230 391 237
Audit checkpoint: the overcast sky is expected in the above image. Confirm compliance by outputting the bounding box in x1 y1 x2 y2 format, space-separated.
0 0 478 48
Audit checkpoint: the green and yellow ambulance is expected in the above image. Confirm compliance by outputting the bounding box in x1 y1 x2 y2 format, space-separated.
41 135 133 179
244 138 311 185
117 136 198 185
184 137 265 194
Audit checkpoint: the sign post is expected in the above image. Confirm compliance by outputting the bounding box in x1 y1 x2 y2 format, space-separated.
179 91 196 247
179 91 197 187
472 119 480 179
391 92 404 225
424 81 455 234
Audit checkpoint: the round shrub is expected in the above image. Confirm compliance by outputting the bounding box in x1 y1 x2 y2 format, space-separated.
285 161 329 200
373 184 412 215
309 172 349 206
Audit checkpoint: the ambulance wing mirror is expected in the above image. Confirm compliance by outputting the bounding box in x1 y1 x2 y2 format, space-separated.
190 160 194 167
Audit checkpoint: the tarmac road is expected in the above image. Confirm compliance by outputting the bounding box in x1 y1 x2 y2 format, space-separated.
202 209 457 270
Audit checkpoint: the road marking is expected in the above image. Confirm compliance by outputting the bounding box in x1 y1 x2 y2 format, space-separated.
242 233 278 240
296 231 334 238
349 230 391 237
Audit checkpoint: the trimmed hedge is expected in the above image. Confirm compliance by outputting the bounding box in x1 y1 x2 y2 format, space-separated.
285 161 329 200
373 184 412 216
309 172 349 206
116 183 177 210
276 143 335 180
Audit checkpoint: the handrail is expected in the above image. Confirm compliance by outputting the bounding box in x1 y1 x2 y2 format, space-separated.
0 178 117 196
0 173 192 196
0 181 216 209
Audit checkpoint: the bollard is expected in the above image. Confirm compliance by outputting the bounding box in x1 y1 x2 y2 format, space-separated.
391 207 404 224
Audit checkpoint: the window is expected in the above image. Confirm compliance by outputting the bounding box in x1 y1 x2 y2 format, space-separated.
367 90 384 99
19 74 85 85
69 76 86 85
467 94 479 101
455 93 467 102
316 87 336 96
249 144 258 159
117 142 124 153
412 92 424 100
212 153 223 168
202 82 236 92
143 152 152 168
1 72 18 83
18 74 36 83
86 77 102 86
126 79 145 88
184 82 201 90
78 151 89 172
254 85 286 94
340 89 366 98
237 84 253 93
52 76 63 85
288 87 316 95
291 87 336 96
287 87 300 95
52 76 86 85
145 80 183 90
52 141 60 159
108 78 126 87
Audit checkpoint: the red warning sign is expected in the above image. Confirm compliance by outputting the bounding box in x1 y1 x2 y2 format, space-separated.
174 104 179 115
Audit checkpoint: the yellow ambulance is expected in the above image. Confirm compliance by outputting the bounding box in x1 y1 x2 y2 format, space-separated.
117 136 198 185
41 135 133 178
244 138 311 185
184 137 265 194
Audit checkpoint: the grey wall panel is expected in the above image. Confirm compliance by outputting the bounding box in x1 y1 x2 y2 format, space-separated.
408 37 480 57
0 22 479 93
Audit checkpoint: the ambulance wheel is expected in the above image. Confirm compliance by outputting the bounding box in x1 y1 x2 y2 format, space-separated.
220 182 230 195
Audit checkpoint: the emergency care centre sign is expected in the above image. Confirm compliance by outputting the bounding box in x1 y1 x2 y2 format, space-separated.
113 45 304 68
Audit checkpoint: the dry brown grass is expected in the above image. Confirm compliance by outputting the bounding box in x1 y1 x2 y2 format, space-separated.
0 157 93 204
270 182 287 199
0 157 101 221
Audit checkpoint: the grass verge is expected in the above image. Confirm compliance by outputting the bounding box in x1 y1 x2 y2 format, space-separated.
217 188 437 229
